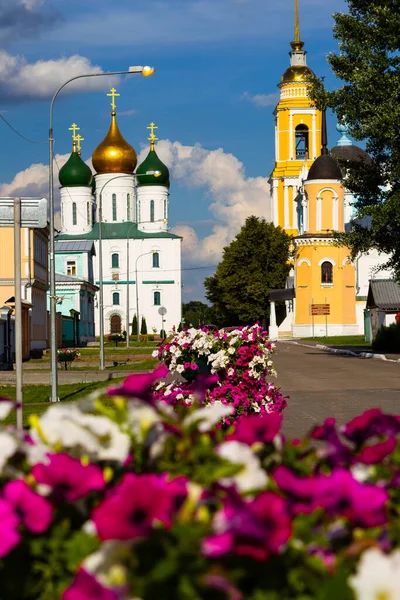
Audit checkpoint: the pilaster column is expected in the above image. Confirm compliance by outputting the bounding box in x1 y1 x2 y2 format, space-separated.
272 179 279 226
284 182 290 229
333 196 338 230
312 111 317 159
269 301 278 341
289 112 294 160
275 118 279 162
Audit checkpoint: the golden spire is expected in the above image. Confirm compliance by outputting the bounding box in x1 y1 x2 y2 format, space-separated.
75 134 84 155
147 122 159 150
107 87 120 113
291 0 304 51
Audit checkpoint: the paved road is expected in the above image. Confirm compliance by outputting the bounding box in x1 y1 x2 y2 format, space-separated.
274 342 400 438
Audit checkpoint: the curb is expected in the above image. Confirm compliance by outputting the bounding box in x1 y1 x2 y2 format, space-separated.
278 340 400 363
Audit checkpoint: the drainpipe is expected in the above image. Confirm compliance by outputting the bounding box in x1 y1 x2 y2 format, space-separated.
24 229 32 300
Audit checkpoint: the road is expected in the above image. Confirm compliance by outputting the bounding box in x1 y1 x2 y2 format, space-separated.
273 342 400 438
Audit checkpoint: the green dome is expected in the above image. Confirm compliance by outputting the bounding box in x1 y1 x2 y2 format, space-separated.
136 147 170 188
59 149 93 188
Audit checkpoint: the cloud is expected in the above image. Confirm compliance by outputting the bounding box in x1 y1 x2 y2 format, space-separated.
118 109 137 117
0 52 120 101
242 91 280 107
0 0 60 44
138 140 271 265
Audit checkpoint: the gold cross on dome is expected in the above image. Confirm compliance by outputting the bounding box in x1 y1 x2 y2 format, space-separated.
107 88 120 111
69 123 80 140
75 134 84 153
147 122 159 147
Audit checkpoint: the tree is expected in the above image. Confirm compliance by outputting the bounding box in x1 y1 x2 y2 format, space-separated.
309 0 400 276
204 217 291 325
131 314 138 336
140 316 147 335
182 301 217 327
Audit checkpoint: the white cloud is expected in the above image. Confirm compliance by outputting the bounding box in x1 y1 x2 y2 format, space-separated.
118 109 137 117
0 51 120 101
138 140 271 264
242 91 280 107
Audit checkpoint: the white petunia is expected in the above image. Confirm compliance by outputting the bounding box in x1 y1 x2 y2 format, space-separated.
217 441 268 493
84 541 131 590
349 548 400 600
0 432 18 471
0 400 15 420
151 349 159 358
183 401 234 432
127 401 161 442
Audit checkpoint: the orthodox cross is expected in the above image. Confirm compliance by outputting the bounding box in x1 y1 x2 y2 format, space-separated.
69 123 80 141
147 122 159 148
75 134 84 154
107 88 120 111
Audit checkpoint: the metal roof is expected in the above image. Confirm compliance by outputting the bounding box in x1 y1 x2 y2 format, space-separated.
366 279 400 312
55 273 85 283
56 222 181 241
55 240 95 254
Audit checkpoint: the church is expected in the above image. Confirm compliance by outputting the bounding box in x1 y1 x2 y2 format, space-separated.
268 0 391 338
54 90 182 341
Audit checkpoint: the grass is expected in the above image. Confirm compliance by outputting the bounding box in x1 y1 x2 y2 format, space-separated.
301 335 371 348
1 378 126 427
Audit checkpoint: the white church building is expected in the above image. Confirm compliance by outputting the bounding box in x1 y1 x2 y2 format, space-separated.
55 90 182 339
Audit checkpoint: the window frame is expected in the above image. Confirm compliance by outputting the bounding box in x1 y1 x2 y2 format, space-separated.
72 202 77 226
152 252 160 268
321 261 333 285
295 124 310 160
66 260 77 277
111 253 119 269
112 292 120 306
127 193 131 221
154 291 161 306
112 193 117 221
150 199 155 223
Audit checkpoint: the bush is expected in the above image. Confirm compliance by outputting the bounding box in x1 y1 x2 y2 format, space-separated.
148 334 155 341
140 317 148 335
131 315 138 336
160 329 166 340
140 334 148 343
372 322 400 353
30 349 43 360
177 322 183 332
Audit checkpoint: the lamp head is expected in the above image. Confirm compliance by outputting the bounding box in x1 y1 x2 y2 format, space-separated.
142 66 155 77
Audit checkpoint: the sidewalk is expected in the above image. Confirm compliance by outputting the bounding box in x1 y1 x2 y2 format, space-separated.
280 339 400 363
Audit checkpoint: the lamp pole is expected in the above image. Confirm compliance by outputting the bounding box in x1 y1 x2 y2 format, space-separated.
48 66 155 389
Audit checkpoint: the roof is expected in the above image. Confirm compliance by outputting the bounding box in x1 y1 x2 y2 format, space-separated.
366 279 400 311
55 273 99 291
269 288 296 302
55 240 96 255
330 145 371 164
307 154 342 181
56 222 182 241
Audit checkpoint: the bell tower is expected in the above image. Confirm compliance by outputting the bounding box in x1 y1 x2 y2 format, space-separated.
270 0 322 235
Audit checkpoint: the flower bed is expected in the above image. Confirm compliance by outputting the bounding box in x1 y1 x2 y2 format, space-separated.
0 368 398 598
153 325 287 422
57 348 80 370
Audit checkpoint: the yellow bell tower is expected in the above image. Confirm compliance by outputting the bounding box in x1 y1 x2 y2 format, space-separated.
270 0 322 235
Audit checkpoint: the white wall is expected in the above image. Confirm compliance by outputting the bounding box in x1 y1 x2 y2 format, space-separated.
95 173 136 224
137 186 169 232
61 187 93 235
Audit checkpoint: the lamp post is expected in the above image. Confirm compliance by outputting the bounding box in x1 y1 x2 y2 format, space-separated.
48 66 155 395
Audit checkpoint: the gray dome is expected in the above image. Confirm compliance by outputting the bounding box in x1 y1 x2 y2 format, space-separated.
307 154 342 181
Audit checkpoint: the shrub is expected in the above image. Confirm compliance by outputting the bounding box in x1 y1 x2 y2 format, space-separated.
30 349 43 360
140 316 148 335
148 334 155 341
108 333 125 347
57 348 80 370
140 334 148 343
131 314 138 336
177 321 183 332
372 322 400 353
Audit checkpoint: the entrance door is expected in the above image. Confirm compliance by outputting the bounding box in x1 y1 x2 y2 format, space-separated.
110 314 121 334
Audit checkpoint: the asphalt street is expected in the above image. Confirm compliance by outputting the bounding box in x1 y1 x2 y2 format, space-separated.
273 342 400 438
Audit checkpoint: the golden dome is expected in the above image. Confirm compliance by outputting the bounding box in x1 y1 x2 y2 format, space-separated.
92 112 137 174
280 65 315 84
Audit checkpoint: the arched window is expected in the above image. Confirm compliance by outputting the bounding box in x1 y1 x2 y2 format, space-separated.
72 202 77 226
111 253 119 269
150 199 155 222
112 194 117 221
295 124 309 160
138 200 141 222
154 291 161 306
87 202 90 225
321 261 333 284
164 199 167 220
152 252 160 268
112 292 120 305
127 193 131 221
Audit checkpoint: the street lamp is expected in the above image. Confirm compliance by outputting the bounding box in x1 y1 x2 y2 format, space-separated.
48 65 155 400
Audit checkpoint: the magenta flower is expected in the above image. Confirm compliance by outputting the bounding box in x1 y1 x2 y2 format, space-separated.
358 437 397 465
311 417 353 466
0 499 20 558
92 473 187 541
62 569 118 600
32 453 106 502
227 412 282 446
3 480 52 534
342 409 400 444
107 365 168 403
203 490 291 561
273 466 319 515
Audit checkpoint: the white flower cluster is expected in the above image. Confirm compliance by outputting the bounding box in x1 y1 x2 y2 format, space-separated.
208 349 231 373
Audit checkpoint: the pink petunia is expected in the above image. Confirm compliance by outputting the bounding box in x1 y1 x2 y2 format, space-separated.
0 499 20 558
342 409 400 444
62 569 118 600
32 453 106 502
3 480 52 534
227 412 282 446
107 365 169 403
92 473 187 541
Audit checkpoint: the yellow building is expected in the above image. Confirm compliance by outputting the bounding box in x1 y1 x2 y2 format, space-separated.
0 226 49 354
269 0 358 338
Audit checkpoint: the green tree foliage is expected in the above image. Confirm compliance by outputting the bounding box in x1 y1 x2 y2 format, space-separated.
204 217 291 325
182 301 217 327
140 316 148 335
309 0 400 276
131 314 138 336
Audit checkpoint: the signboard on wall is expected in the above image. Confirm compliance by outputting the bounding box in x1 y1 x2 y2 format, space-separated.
311 304 330 316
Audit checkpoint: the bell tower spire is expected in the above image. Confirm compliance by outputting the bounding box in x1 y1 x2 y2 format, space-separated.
294 0 301 46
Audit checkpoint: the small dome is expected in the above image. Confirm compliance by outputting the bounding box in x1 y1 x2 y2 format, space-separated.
59 145 93 187
330 145 371 163
136 147 170 188
280 65 315 84
307 154 342 181
92 112 137 174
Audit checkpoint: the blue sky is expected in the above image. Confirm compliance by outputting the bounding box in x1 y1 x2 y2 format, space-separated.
0 0 347 300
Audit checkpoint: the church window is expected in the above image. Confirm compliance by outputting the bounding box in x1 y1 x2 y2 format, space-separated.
112 194 117 221
295 124 309 160
164 199 167 220
66 260 77 277
138 201 141 222
150 200 155 222
152 252 160 268
111 253 119 269
87 202 90 225
154 291 161 306
321 262 333 284
112 292 120 306
72 203 77 226
127 194 131 221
